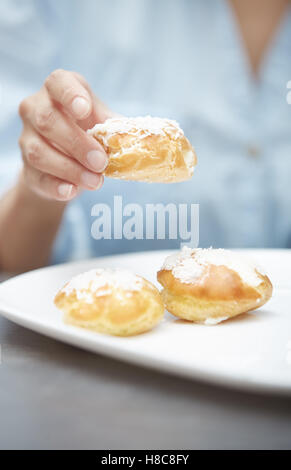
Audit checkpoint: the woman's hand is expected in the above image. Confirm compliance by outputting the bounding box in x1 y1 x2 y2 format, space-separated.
18 69 112 201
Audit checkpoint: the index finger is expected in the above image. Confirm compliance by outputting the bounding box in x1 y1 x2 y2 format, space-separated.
45 69 92 120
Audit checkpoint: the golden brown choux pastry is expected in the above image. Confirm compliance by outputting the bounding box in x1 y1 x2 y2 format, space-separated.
55 268 164 336
88 116 197 183
157 247 273 324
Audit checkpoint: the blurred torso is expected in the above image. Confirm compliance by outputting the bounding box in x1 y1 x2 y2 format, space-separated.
0 0 291 261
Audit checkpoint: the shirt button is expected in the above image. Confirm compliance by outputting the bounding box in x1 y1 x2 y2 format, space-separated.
247 144 261 158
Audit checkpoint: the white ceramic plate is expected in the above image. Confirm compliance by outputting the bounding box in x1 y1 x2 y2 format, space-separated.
0 249 291 395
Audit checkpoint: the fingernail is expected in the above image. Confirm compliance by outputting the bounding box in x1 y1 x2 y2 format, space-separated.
97 174 104 190
71 97 90 118
58 183 74 199
81 171 102 189
87 150 108 172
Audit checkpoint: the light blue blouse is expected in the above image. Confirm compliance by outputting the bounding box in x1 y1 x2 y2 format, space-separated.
0 0 291 263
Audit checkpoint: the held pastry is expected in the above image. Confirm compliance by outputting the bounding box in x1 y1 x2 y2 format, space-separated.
54 268 164 336
157 247 273 324
88 116 197 183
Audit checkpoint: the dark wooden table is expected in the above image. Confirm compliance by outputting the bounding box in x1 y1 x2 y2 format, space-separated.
1 315 291 449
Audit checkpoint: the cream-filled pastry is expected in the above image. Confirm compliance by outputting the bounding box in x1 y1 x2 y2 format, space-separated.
157 247 273 324
55 267 164 336
88 116 197 183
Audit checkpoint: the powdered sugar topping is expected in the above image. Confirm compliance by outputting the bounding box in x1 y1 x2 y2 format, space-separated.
61 268 143 303
162 247 265 287
88 116 184 143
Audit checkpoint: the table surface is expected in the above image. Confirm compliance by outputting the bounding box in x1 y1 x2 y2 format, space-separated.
1 315 291 450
